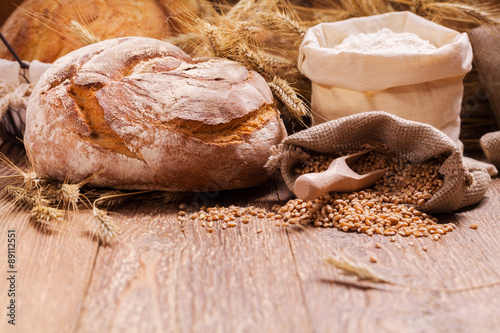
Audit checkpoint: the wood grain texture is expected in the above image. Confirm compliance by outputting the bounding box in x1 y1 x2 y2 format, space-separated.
0 140 499 333
0 143 99 333
286 177 500 333
76 180 313 333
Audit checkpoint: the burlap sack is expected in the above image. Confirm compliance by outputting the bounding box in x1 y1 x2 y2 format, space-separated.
469 25 500 128
266 112 491 214
298 11 472 148
480 131 500 167
468 26 500 168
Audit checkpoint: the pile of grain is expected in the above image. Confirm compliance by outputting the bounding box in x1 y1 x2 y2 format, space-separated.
177 204 277 234
177 144 456 240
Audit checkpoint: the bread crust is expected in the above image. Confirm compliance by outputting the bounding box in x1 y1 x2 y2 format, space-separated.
24 37 286 191
0 0 171 63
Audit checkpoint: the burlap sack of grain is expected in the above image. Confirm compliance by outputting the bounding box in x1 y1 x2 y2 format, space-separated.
266 112 491 214
468 26 500 167
298 11 472 148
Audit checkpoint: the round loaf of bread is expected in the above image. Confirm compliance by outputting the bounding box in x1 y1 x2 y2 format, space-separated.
0 0 173 63
24 37 286 192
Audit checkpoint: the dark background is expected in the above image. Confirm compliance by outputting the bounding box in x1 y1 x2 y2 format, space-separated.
1 0 23 26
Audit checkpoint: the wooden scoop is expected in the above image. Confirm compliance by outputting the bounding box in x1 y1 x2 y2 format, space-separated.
294 150 386 201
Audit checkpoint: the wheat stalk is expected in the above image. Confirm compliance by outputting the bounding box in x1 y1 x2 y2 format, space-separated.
226 0 257 20
199 20 241 58
423 2 500 25
91 190 149 209
57 182 81 208
165 32 204 54
268 77 309 124
325 254 500 292
155 191 191 204
270 10 308 37
16 7 85 48
5 185 50 208
260 50 296 67
293 4 351 25
391 0 500 28
236 44 274 78
183 15 311 121
31 204 65 223
93 190 131 208
325 255 393 284
92 206 120 244
68 20 100 45
0 152 45 189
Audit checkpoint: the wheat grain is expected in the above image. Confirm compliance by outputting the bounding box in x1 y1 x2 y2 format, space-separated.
276 143 450 239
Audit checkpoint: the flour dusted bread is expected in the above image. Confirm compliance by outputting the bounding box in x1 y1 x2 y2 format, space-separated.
24 37 286 191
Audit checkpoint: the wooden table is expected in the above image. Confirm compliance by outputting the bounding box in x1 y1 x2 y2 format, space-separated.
1 141 499 333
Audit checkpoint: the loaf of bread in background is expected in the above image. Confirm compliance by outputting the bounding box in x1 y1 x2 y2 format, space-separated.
0 0 195 63
24 37 286 191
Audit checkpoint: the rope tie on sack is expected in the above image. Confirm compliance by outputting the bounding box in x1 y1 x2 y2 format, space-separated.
264 144 310 174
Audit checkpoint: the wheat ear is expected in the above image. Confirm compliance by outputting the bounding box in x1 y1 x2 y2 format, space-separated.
68 20 100 45
268 77 309 124
31 204 65 223
273 10 308 37
5 185 50 208
325 255 392 284
92 205 120 244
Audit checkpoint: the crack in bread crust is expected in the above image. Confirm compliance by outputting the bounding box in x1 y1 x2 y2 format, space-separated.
68 83 142 160
64 51 189 160
165 104 278 144
45 48 107 92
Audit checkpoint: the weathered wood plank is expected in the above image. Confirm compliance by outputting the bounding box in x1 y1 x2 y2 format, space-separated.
287 177 500 333
76 180 313 333
2 135 499 333
0 143 99 333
